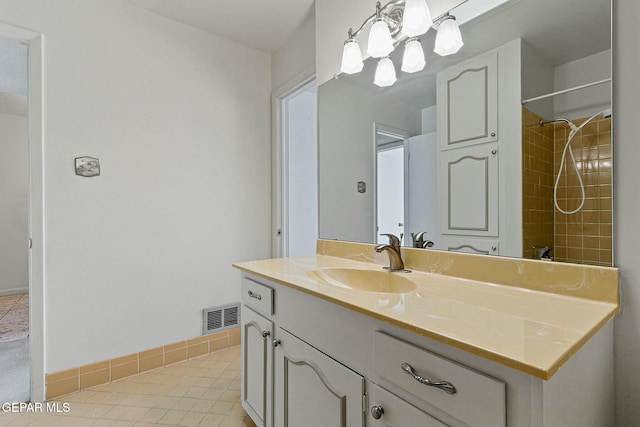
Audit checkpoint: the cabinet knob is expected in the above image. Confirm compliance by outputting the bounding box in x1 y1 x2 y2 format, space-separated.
273 339 281 347
371 405 384 419
491 132 496 137
261 330 270 339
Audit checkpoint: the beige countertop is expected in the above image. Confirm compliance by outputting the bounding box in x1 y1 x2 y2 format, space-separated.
233 241 619 380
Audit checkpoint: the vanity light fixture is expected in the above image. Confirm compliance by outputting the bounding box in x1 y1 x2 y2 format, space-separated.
341 33 364 74
401 37 426 73
340 0 464 86
374 56 398 87
401 0 432 37
433 14 464 56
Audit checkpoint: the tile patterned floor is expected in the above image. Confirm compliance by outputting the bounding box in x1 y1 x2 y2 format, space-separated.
0 294 29 343
0 345 256 427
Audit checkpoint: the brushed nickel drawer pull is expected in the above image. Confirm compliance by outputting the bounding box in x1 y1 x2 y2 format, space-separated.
401 362 457 395
248 290 262 301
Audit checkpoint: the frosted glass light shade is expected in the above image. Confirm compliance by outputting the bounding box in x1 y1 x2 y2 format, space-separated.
367 19 394 58
401 38 426 73
401 0 432 37
434 16 464 56
374 57 397 87
341 39 364 74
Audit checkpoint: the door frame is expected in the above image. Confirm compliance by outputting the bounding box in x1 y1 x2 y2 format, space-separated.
271 69 315 258
0 21 45 402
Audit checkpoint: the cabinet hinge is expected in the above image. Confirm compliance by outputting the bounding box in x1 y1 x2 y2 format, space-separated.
362 393 368 413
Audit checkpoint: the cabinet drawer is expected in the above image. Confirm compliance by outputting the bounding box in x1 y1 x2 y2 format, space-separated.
241 278 274 316
374 331 505 427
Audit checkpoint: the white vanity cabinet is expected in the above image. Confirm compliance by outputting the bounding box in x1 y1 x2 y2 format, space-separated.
239 271 614 427
273 328 364 427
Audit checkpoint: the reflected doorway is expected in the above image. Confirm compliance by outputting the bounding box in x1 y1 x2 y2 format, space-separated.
375 126 408 245
282 80 318 257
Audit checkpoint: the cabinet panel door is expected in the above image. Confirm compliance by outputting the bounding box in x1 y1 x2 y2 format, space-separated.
440 144 498 236
241 306 273 427
367 383 449 427
274 328 364 427
439 236 499 256
438 51 498 150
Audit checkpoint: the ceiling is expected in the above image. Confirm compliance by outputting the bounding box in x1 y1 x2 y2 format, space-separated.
121 0 315 53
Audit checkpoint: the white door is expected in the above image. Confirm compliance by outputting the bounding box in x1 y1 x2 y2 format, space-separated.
241 306 274 427
376 142 405 244
274 328 364 427
440 144 499 237
437 51 498 151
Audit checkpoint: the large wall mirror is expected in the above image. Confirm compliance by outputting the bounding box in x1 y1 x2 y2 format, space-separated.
318 0 612 266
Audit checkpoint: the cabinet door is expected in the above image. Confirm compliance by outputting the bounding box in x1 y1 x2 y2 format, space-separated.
241 305 273 427
440 144 498 236
437 51 498 150
274 328 364 427
367 383 449 427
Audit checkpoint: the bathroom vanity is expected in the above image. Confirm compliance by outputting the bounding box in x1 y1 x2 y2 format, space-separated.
233 240 618 427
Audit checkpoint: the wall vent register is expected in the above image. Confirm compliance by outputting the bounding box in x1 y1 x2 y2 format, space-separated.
203 303 240 334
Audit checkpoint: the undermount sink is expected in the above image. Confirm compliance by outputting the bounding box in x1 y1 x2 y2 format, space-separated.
310 268 417 293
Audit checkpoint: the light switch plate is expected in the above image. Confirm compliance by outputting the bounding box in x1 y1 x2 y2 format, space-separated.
75 157 100 177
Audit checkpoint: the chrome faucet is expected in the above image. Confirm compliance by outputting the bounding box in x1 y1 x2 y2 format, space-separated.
375 234 409 272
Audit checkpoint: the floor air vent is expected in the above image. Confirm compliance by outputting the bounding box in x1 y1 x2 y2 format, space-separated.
203 303 240 334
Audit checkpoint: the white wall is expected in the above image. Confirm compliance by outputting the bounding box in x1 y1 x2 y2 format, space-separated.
0 99 28 296
521 40 555 120
287 89 317 257
0 0 271 373
421 105 437 134
554 49 611 120
271 11 316 91
613 2 640 425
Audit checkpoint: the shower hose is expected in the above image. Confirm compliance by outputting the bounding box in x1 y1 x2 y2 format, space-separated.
553 110 609 215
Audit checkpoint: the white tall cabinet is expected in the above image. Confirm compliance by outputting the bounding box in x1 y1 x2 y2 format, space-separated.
437 41 523 257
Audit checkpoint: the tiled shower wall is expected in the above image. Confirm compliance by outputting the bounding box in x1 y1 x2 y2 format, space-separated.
522 108 555 260
522 108 613 266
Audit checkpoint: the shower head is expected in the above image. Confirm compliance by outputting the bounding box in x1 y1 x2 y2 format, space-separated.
600 108 612 118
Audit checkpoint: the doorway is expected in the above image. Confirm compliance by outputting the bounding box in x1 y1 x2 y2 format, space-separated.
374 125 409 245
0 21 45 403
0 37 29 403
279 80 318 257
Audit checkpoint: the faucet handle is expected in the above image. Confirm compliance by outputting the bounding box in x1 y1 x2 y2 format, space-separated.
380 233 401 250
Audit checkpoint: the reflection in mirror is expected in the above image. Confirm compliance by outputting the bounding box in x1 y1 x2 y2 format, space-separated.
318 0 612 266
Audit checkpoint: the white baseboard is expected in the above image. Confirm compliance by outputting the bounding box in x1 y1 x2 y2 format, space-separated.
0 287 28 297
